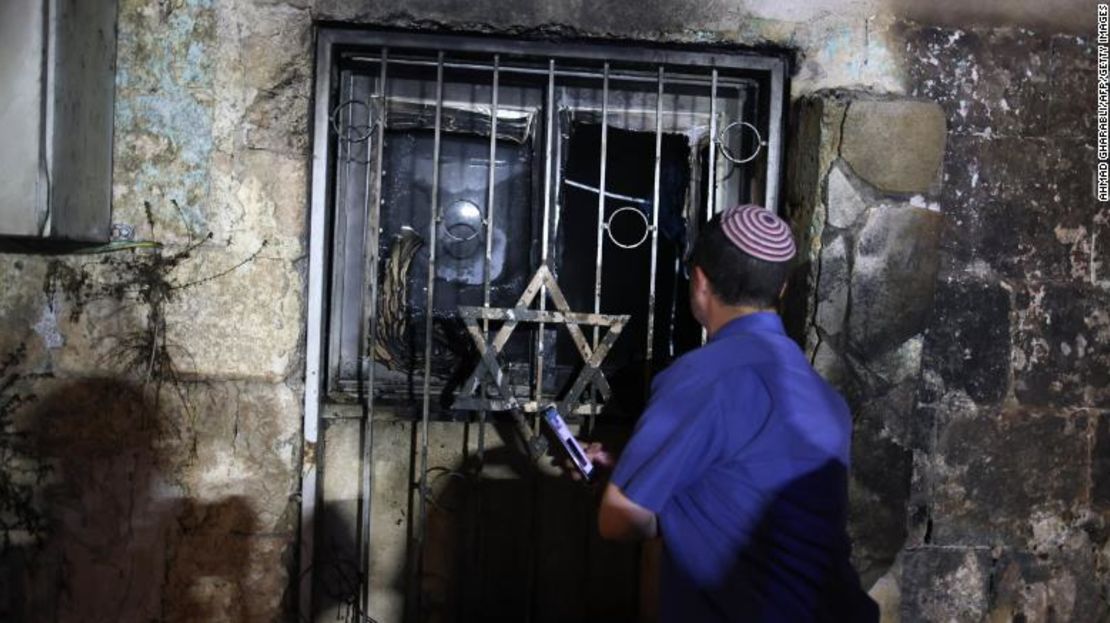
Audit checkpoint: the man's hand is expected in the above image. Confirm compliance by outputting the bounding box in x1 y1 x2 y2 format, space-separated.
571 441 658 542
583 441 614 474
563 440 615 482
599 483 657 541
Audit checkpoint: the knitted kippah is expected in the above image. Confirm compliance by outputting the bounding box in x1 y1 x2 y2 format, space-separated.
720 204 796 262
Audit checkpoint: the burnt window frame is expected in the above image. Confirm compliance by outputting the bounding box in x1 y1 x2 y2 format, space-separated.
300 27 789 620
308 28 788 407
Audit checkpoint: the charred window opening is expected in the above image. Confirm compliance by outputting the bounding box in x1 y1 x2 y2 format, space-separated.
322 32 787 420
557 124 695 407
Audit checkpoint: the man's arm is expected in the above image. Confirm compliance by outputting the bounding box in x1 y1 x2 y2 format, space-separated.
579 442 658 542
598 482 657 541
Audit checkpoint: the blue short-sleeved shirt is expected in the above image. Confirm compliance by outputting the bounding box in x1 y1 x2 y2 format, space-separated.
611 312 878 623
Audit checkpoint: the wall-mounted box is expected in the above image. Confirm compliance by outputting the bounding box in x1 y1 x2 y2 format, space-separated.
0 0 117 243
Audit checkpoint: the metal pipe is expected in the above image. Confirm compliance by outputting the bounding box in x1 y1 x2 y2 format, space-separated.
533 59 555 416
348 55 756 90
523 57 557 623
703 69 719 345
552 96 563 274
300 28 339 622
765 61 786 211
565 179 649 206
471 54 499 612
591 63 609 424
478 56 500 462
359 48 388 617
708 68 719 222
645 66 664 363
416 49 445 613
479 55 500 463
328 75 355 392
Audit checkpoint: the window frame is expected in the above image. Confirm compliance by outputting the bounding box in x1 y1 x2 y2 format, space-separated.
299 26 789 620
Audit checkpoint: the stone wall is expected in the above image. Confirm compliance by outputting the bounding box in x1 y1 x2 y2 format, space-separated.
0 0 1100 621
783 91 947 594
785 23 1105 621
899 25 1108 622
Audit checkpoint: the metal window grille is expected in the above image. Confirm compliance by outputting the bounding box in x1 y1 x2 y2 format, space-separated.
302 27 787 622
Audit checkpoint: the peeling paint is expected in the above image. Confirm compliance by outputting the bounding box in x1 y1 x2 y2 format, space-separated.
32 301 63 350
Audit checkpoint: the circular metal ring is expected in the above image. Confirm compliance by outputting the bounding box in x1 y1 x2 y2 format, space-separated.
442 222 482 243
604 205 651 250
440 199 485 260
330 99 374 143
717 120 766 164
441 199 484 243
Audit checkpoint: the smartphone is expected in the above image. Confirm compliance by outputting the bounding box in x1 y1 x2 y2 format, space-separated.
541 405 595 481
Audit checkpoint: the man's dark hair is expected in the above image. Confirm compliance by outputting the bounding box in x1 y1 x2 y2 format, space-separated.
689 213 793 309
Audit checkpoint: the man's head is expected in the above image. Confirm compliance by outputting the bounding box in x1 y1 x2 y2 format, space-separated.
688 204 796 329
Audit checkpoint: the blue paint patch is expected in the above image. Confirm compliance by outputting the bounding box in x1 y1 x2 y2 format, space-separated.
113 0 216 234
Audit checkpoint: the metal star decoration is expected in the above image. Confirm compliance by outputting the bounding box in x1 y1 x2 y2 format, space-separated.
452 265 629 421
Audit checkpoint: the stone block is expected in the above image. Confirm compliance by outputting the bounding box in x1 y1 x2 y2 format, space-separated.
848 388 913 586
1095 413 1110 515
840 99 946 194
785 95 848 230
206 149 309 260
366 418 416 623
234 2 312 91
164 525 292 623
175 381 301 532
940 135 1097 282
923 277 1011 405
900 547 990 622
811 341 848 390
43 245 303 384
162 246 303 382
14 378 295 623
930 408 1089 547
1013 283 1110 408
988 547 1104 623
847 204 943 357
243 68 312 154
1048 35 1096 142
825 163 870 229
867 336 924 390
0 255 50 357
814 234 850 338
46 257 155 379
111 0 217 243
903 26 1051 138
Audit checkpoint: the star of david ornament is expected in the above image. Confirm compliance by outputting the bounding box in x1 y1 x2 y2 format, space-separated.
452 265 629 422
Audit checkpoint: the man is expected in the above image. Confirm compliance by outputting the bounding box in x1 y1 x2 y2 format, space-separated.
588 204 879 622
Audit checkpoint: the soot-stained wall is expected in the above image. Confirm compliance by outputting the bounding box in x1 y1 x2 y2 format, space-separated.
0 0 1100 621
901 25 1107 621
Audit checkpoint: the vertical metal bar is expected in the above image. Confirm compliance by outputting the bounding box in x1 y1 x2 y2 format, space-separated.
765 60 785 211
328 74 355 388
590 63 609 423
479 55 499 461
300 28 337 623
522 57 557 623
645 66 664 363
707 69 719 222
592 64 609 349
533 59 555 411
358 48 387 617
702 69 719 345
416 49 445 614
471 53 499 615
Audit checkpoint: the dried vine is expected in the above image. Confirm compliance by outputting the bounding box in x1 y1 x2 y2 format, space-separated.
44 202 268 429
